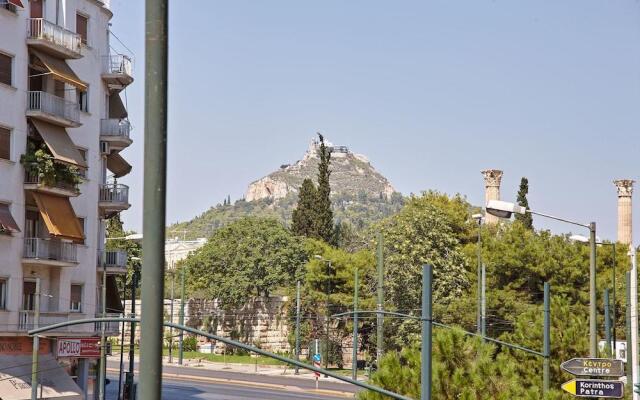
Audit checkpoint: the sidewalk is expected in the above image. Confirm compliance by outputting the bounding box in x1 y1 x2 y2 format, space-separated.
108 354 364 384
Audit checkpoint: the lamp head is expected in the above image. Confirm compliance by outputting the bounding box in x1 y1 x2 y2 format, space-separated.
485 200 527 219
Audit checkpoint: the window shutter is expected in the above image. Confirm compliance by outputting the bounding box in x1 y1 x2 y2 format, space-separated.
0 54 11 86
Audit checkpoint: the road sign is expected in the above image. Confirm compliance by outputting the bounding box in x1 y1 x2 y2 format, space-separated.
313 354 321 378
561 358 625 378
313 353 321 363
561 379 624 398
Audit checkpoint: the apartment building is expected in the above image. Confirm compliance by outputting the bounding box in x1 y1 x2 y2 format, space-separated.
0 0 133 397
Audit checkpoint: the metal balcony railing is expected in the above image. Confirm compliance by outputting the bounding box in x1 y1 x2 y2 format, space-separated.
103 54 133 76
26 18 82 55
99 183 129 205
94 313 121 333
18 310 71 331
99 249 128 269
24 164 80 193
100 119 131 139
23 238 78 263
27 91 80 124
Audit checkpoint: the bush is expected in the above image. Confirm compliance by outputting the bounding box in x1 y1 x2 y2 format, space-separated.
183 336 198 352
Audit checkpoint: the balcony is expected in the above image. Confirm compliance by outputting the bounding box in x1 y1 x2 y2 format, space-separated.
102 55 134 92
94 313 121 335
99 184 130 215
26 18 82 59
99 249 128 274
27 91 81 128
24 164 80 197
100 119 132 150
22 237 78 267
18 311 72 332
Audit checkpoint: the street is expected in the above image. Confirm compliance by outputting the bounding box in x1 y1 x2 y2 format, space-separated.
106 374 353 400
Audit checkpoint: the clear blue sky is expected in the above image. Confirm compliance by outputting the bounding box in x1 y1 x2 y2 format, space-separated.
110 0 640 241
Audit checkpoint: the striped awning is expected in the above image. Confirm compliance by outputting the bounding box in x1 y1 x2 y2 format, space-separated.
30 50 87 91
0 203 20 233
32 192 84 242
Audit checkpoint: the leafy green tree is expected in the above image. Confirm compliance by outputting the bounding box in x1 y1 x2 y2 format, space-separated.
292 178 318 238
515 177 534 229
359 328 540 400
315 133 334 243
105 213 142 294
183 217 307 309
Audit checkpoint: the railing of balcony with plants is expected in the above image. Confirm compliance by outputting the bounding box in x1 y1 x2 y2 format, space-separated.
103 54 133 76
99 183 129 204
23 163 80 193
26 18 81 54
23 238 78 263
21 142 82 193
100 119 131 139
27 91 80 124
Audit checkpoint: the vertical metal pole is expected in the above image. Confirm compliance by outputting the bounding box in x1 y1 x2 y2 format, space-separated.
295 281 301 375
99 266 107 400
325 260 331 373
605 289 611 356
30 277 40 400
376 233 384 364
178 267 185 365
626 271 633 393
630 246 639 400
421 265 432 400
477 220 482 334
352 269 359 381
481 263 486 337
169 273 174 364
612 244 617 355
589 222 597 358
140 0 168 397
128 267 137 395
118 281 126 400
543 282 550 396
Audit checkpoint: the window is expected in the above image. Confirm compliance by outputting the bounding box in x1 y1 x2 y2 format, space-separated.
70 284 82 312
0 127 10 161
0 279 6 310
76 148 87 178
78 90 89 112
76 14 88 45
0 52 12 86
54 80 65 99
22 281 36 311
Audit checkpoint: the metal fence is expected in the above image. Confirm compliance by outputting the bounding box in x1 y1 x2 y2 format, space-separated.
26 18 81 54
99 184 129 204
100 119 131 138
23 238 78 263
27 91 80 124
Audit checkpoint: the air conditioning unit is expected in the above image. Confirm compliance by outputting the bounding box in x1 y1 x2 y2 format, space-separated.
100 141 110 155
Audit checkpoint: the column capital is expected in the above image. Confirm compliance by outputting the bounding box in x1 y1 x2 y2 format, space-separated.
481 169 503 187
614 179 635 197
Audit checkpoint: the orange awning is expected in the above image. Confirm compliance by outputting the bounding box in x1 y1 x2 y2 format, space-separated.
31 120 87 168
0 203 20 233
32 193 84 242
8 0 24 8
106 152 132 178
30 50 87 91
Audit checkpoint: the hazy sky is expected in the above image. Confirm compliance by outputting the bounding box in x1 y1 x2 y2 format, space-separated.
110 0 640 241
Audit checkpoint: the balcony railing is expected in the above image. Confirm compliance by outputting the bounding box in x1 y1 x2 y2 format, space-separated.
99 184 129 205
100 119 131 139
18 311 71 331
26 18 81 55
24 164 80 194
99 249 128 269
27 91 80 125
94 313 121 333
103 54 133 77
23 238 78 264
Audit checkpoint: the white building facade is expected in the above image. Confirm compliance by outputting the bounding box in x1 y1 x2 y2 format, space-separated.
0 0 133 397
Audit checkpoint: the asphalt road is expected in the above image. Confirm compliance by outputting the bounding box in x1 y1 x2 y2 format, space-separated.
105 374 353 400
107 360 359 394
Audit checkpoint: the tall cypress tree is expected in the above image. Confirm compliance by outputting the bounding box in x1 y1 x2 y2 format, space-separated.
292 178 318 238
315 133 334 243
515 177 534 230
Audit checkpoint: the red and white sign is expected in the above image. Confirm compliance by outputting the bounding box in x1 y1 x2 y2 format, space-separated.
57 338 101 358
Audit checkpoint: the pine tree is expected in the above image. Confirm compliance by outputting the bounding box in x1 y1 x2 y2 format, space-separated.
291 178 318 238
315 133 334 243
515 177 533 230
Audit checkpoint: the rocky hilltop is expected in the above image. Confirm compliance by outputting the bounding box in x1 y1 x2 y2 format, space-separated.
168 137 403 240
246 138 396 201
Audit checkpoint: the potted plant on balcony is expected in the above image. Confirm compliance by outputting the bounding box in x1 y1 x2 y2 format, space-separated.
21 141 81 190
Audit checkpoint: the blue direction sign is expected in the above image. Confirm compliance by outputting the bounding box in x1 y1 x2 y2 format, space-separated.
561 379 624 398
313 354 321 363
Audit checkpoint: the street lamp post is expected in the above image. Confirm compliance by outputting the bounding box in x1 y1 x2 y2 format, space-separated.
486 200 598 357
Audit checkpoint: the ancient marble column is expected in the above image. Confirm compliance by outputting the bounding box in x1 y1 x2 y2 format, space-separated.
482 169 504 224
614 179 634 245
